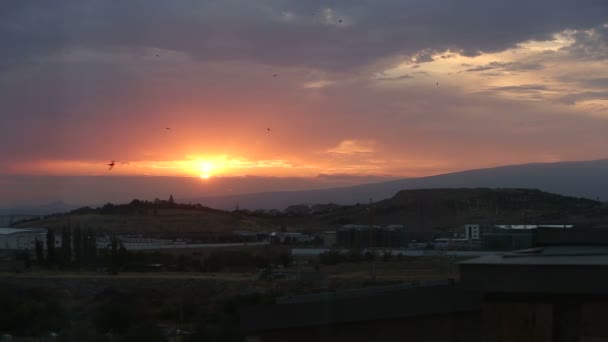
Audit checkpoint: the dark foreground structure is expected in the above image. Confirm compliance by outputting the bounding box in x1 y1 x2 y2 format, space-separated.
242 228 608 342
241 281 482 342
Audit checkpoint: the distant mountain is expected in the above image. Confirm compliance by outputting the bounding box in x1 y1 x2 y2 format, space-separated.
186 159 608 210
0 201 78 216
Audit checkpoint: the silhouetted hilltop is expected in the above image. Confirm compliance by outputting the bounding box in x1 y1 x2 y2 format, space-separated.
187 159 608 210
15 188 608 234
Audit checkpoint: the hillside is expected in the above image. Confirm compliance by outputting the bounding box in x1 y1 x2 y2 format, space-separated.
187 159 608 210
14 200 311 235
15 188 608 234
314 188 607 231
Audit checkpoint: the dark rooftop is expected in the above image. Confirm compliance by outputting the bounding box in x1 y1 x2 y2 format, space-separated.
241 283 481 332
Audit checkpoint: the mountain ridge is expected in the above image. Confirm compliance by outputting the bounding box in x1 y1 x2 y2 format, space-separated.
184 159 608 210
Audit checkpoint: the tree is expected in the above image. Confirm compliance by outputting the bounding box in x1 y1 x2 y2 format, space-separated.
73 225 82 265
110 236 119 274
46 228 56 265
61 226 72 266
87 228 97 265
35 239 44 265
168 194 175 204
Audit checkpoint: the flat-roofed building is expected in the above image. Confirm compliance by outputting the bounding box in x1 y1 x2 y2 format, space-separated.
0 228 47 250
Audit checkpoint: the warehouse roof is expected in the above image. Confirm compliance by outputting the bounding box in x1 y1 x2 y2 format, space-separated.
0 228 45 235
459 246 608 266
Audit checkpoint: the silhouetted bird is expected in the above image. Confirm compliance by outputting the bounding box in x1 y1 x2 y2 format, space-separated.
166 127 171 131
436 82 439 86
273 74 278 77
339 19 343 23
107 160 115 171
267 128 271 132
156 54 159 57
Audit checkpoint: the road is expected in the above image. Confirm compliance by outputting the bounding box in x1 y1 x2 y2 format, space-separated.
292 248 499 257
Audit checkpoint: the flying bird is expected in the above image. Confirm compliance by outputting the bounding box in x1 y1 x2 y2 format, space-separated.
107 160 115 171
267 128 271 132
165 127 172 131
436 82 439 86
339 19 343 23
273 74 278 77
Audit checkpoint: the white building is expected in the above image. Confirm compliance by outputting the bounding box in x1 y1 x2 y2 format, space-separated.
464 224 481 240
495 224 573 230
0 228 48 250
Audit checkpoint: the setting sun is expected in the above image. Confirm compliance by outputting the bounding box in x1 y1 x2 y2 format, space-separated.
200 161 214 179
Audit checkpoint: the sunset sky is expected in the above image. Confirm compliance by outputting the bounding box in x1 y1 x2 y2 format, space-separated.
1 0 608 183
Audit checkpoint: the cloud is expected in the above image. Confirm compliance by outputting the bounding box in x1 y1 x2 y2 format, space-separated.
326 140 376 155
486 84 551 93
376 74 413 81
558 91 608 105
464 61 545 73
0 1 607 72
562 24 608 60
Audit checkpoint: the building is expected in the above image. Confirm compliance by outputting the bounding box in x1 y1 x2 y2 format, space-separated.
0 228 47 250
461 223 573 251
459 228 608 341
336 224 408 249
270 232 314 244
241 281 482 342
464 224 480 240
322 231 336 247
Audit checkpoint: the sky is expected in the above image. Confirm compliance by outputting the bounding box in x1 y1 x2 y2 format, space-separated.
1 0 608 187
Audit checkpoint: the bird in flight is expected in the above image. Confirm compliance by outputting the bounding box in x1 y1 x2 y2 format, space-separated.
339 19 343 23
436 82 439 86
273 74 278 77
107 160 115 171
166 127 172 131
267 128 271 132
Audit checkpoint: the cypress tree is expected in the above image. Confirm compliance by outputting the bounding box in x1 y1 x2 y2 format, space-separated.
35 239 44 265
61 226 72 266
46 228 55 264
73 226 82 265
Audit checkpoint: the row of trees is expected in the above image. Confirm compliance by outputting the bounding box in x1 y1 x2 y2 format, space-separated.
34 226 127 273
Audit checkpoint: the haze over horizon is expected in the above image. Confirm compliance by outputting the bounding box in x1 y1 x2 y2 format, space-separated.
1 1 608 206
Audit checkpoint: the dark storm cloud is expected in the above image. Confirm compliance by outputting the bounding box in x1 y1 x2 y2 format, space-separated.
563 24 608 60
0 0 607 72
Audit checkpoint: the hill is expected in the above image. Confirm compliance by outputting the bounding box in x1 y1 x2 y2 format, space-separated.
315 188 607 230
15 188 608 234
186 159 608 210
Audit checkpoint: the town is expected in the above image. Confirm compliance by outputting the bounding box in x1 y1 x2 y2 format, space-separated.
2 188 608 341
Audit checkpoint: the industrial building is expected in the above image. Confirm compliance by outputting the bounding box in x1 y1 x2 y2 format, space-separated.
241 281 482 342
459 223 574 251
336 224 408 249
0 228 48 250
459 228 608 341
